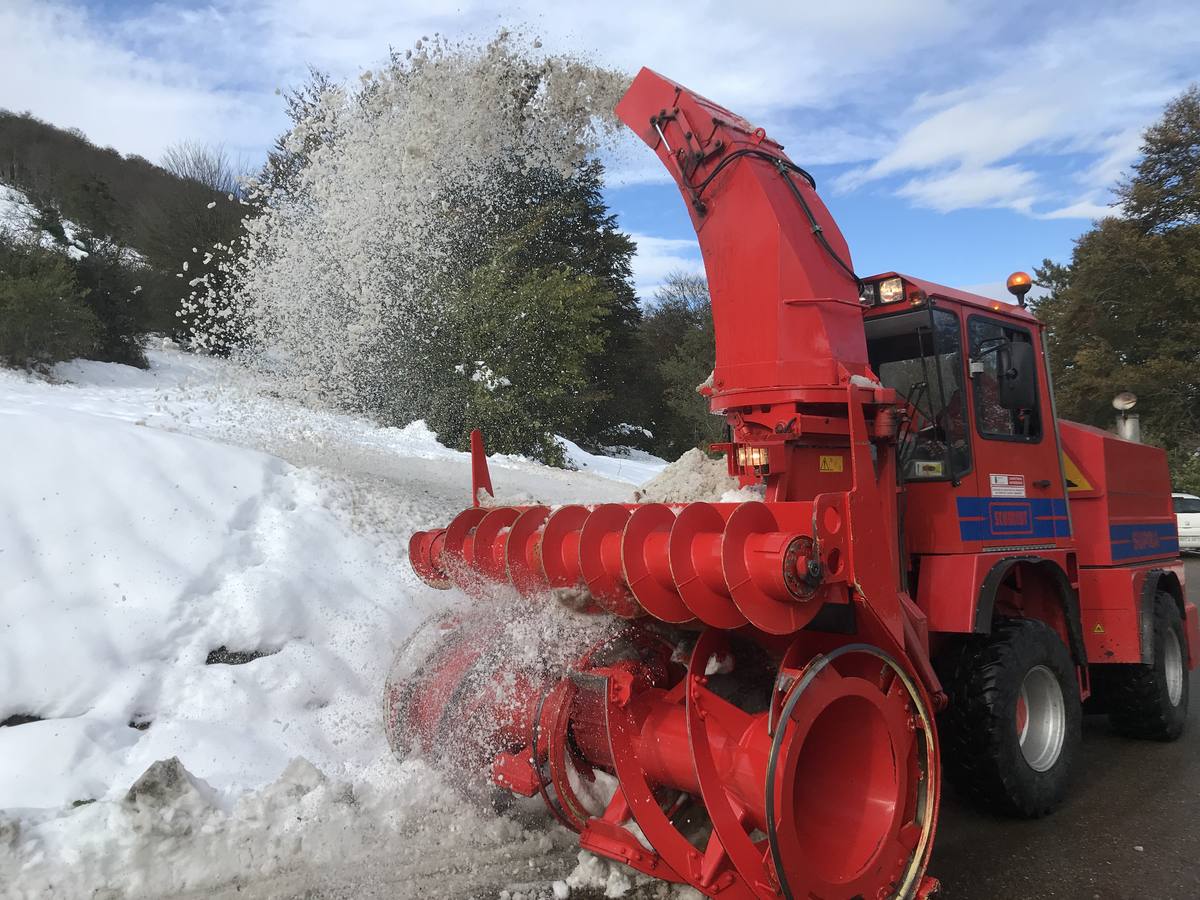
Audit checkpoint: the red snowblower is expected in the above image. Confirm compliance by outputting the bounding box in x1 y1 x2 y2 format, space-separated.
388 68 1198 899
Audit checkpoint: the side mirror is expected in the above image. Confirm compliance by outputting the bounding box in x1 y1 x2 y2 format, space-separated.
996 340 1037 409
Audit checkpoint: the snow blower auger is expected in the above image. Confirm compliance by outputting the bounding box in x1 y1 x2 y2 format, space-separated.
393 68 944 900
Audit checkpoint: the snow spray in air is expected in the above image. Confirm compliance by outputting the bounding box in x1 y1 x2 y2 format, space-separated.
183 31 629 423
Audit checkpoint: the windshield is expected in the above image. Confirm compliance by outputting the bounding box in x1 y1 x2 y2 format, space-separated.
866 307 970 481
1175 496 1200 514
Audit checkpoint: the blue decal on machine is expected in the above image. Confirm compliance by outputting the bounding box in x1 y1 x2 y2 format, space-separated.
1109 522 1179 561
957 497 1070 542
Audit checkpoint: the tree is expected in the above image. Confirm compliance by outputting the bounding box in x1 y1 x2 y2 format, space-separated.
71 228 149 368
0 239 99 369
226 39 641 464
161 142 243 196
417 162 644 462
638 271 722 459
424 261 610 465
1118 86 1200 232
260 68 340 201
1035 83 1200 491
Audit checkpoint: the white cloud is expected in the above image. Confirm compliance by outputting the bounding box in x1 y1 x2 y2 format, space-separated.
847 2 1200 214
0 0 975 164
0 2 285 162
896 165 1038 214
628 233 703 298
1037 199 1113 221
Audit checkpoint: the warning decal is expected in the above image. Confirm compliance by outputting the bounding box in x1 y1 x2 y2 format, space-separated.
1061 451 1094 492
990 474 1026 498
819 455 844 473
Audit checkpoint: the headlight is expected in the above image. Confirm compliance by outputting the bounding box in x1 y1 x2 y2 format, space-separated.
735 446 769 468
878 276 905 304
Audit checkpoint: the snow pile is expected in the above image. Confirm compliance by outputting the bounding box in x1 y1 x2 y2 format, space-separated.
633 447 760 503
0 182 36 231
1 754 577 899
0 384 435 809
0 346 671 895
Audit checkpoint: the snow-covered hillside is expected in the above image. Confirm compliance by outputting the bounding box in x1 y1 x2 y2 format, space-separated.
0 182 90 259
0 347 667 898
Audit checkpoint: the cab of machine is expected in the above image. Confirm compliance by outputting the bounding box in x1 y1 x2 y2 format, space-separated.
861 274 1070 558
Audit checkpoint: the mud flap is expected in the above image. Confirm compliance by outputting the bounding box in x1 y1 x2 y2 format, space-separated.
1184 601 1199 670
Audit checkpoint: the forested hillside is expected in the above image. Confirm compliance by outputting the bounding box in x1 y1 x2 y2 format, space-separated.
0 111 244 362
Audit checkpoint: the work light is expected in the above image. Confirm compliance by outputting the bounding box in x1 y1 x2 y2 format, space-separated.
878 276 905 304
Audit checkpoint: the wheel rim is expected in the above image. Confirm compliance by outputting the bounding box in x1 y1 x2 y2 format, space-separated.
1165 628 1185 707
1016 665 1066 772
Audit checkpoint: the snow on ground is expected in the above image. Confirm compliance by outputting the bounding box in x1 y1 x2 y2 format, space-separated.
1 182 90 259
0 183 42 234
557 437 668 487
0 346 666 898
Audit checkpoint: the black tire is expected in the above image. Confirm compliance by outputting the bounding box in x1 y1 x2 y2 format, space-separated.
938 618 1082 818
1105 591 1189 741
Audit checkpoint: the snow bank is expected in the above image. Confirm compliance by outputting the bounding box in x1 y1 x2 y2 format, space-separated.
0 347 674 895
557 436 667 486
0 395 427 809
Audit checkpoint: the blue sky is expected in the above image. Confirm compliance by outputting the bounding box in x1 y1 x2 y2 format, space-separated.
3 0 1199 300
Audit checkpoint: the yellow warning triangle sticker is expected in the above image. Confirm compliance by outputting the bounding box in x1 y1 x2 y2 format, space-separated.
1093 623 1105 634
1062 451 1094 493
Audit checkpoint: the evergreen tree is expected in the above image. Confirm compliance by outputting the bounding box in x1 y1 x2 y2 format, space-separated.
71 228 149 368
419 162 645 463
0 240 99 369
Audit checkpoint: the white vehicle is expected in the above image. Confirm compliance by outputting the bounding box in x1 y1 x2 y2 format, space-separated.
1173 492 1200 552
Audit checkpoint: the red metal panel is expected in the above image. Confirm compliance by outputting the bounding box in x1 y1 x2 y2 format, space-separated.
1060 420 1177 566
915 554 986 633
866 272 1038 323
917 550 1078 640
1078 564 1145 663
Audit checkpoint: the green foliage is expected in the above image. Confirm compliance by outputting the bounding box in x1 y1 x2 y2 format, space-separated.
638 272 723 459
0 241 100 368
414 163 640 463
71 233 149 368
1168 446 1200 495
424 262 609 465
1035 83 1200 488
1117 85 1200 232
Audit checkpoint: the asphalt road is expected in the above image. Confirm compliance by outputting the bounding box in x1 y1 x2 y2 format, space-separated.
929 555 1200 900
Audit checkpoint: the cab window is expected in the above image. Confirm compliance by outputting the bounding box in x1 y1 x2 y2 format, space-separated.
866 307 970 482
968 317 1042 441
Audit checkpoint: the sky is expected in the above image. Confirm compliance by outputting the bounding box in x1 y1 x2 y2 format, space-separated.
2 0 1199 300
